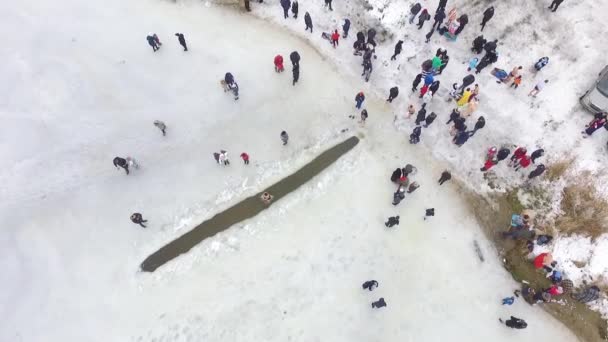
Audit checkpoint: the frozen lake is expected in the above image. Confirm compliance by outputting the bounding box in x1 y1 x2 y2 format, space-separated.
0 0 578 341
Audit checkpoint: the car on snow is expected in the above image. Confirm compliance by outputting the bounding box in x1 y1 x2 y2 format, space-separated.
580 65 608 114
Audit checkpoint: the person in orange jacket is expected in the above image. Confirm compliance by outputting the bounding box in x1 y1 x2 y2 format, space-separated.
331 30 340 48
274 55 284 73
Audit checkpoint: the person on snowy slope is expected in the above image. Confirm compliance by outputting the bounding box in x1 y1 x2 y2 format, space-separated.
409 126 422 144
391 168 402 182
331 30 340 48
291 0 298 18
412 74 422 92
424 112 437 128
290 51 300 67
472 35 486 54
324 0 333 11
362 59 373 82
480 6 494 31
371 298 387 308
530 148 544 163
342 19 350 38
280 131 289 145
409 3 422 24
385 216 400 227
454 14 468 35
415 103 427 125
509 147 527 166
130 213 147 228
528 164 546 179
355 91 365 109
433 7 446 30
113 157 130 175
393 185 406 205
438 171 451 185
304 12 313 32
292 64 300 85
534 57 549 71
387 86 399 103
391 40 404 60
280 0 290 18
417 9 431 30
274 54 284 73
146 34 159 52
175 33 188 51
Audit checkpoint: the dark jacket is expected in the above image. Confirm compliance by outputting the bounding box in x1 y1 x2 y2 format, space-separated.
572 286 600 303
454 130 470 145
281 0 290 10
482 7 494 22
403 164 414 176
429 80 440 94
391 168 402 182
304 12 312 26
453 117 466 131
372 298 387 308
505 317 527 329
425 112 437 125
343 19 350 32
362 280 379 290
531 149 544 163
394 40 403 54
484 40 498 53
389 87 399 97
528 164 546 179
410 3 421 15
472 35 486 52
474 116 486 130
113 157 127 168
225 72 235 85
290 51 300 65
292 65 300 81
434 8 446 23
462 75 476 88
497 148 510 161
355 93 365 103
356 31 365 43
412 74 422 88
437 0 447 10
415 104 427 124
176 33 186 45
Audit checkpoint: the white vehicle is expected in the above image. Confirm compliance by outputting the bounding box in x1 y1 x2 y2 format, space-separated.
580 65 608 114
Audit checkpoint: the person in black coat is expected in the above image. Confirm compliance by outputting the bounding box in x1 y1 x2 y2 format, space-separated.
362 280 379 290
113 157 129 175
390 168 402 182
146 35 159 52
291 0 298 18
500 316 527 329
438 54 449 74
429 80 440 95
290 51 300 67
292 65 300 86
453 116 466 132
415 104 427 125
497 147 510 161
409 126 422 144
484 39 498 54
175 33 188 51
471 116 485 135
280 0 291 18
433 7 446 30
324 0 333 11
417 9 430 30
437 0 447 11
304 12 313 32
412 74 422 92
387 86 399 102
385 216 400 227
372 298 387 308
438 171 451 185
531 148 545 163
130 213 147 228
453 130 472 146
475 51 497 74
424 112 437 127
548 0 564 12
481 6 494 31
472 35 486 54
528 164 546 179
446 108 460 124
391 40 403 60
367 28 377 46
342 19 350 38
454 14 468 35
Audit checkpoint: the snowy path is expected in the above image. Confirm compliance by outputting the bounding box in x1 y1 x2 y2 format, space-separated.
0 0 578 341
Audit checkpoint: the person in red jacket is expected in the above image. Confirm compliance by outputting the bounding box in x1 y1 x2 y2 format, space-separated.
515 155 531 171
274 55 284 73
331 30 340 48
240 152 250 165
509 147 527 167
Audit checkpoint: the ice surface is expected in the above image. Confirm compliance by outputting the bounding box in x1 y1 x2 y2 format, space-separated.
0 0 582 340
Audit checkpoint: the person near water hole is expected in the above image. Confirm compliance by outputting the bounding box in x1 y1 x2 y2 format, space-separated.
261 192 274 204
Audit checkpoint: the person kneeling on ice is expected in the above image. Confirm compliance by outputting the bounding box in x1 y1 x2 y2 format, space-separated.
500 316 527 329
260 192 274 204
385 216 400 228
424 208 435 220
371 297 387 309
113 156 130 175
393 185 406 205
130 212 147 228
362 280 379 291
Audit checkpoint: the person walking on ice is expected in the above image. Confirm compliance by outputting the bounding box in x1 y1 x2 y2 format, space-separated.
113 157 130 175
548 0 564 12
424 208 435 220
146 34 160 52
362 280 379 291
528 80 548 97
130 213 147 228
438 170 451 185
304 12 313 33
240 152 250 165
281 131 289 145
355 91 365 109
175 33 188 51
391 40 403 60
387 86 399 103
219 150 230 165
153 120 166 136
371 298 387 308
385 216 400 227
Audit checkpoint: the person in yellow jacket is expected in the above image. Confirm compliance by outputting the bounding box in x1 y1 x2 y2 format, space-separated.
457 88 472 107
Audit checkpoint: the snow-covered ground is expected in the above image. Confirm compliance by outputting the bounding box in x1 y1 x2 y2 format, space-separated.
0 0 593 340
249 0 608 314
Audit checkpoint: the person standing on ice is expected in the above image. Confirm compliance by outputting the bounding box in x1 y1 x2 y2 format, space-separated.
362 59 373 82
146 34 159 52
355 92 365 109
500 316 527 329
289 51 300 67
280 131 289 145
304 12 313 33
362 280 379 290
324 0 333 11
548 0 564 12
274 55 285 73
292 64 300 85
280 0 290 19
528 80 548 97
432 7 446 30
175 33 188 51
480 6 494 31
471 35 486 54
130 213 147 228
153 120 166 136
409 3 422 24
530 148 544 163
291 0 298 18
417 9 430 30
514 154 532 171
331 30 340 48
409 126 422 144
509 147 527 166
113 157 130 175
424 112 437 128
424 208 435 220
342 19 350 38
438 170 451 185
412 74 422 92
470 116 485 135
360 109 369 124
371 298 387 309
387 86 399 103
511 75 523 89
414 103 427 125
219 150 230 165
391 40 403 61
497 147 510 162
224 72 239 100
528 164 546 179
385 216 400 227
240 152 250 165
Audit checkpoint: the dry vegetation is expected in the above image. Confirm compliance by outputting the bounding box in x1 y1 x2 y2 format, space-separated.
556 179 608 239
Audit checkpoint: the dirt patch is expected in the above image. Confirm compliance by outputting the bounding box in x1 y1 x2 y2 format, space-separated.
556 181 608 239
461 184 608 342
